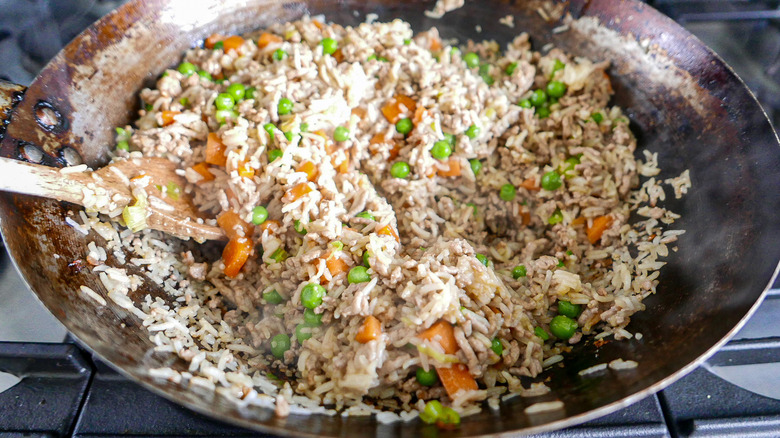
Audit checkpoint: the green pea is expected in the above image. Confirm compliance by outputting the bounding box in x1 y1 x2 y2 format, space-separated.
541 171 562 191
348 266 371 284
366 54 377 61
390 161 410 178
284 131 294 142
251 206 269 225
529 89 548 107
116 141 129 152
534 326 550 341
145 103 153 111
499 183 516 201
557 259 565 267
269 247 287 264
273 48 287 61
518 99 533 109
558 300 582 318
420 400 444 424
295 324 314 342
416 367 438 386
263 123 276 137
430 140 452 160
197 70 213 81
263 289 283 305
465 124 480 139
506 62 518 75
549 315 578 340
548 209 563 225
214 93 235 110
226 83 246 101
551 59 565 77
278 97 293 115
491 338 503 356
592 112 604 123
320 37 338 55
463 52 480 68
440 407 461 425
443 133 456 146
301 283 326 309
334 126 350 142
213 41 224 50
512 265 527 279
215 109 238 123
475 253 489 266
537 106 551 119
563 156 581 175
469 159 482 175
245 87 256 100
268 149 283 162
395 118 413 135
300 123 309 132
270 333 291 358
356 211 375 221
302 309 322 327
294 220 307 235
179 97 190 107
362 251 371 267
546 81 567 98
177 62 197 76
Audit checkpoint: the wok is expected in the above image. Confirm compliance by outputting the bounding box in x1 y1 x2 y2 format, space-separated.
1 0 779 435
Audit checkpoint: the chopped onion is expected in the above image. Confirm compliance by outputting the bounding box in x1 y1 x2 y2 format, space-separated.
122 193 148 232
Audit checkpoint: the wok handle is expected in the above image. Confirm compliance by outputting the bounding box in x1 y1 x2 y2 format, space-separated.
0 80 27 143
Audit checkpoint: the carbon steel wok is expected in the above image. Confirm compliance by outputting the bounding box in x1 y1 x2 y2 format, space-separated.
0 0 779 435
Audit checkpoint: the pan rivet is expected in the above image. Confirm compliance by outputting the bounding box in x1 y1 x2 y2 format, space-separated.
59 147 83 166
18 143 43 163
33 101 64 132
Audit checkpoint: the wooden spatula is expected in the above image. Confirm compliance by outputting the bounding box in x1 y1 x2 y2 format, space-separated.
0 156 225 241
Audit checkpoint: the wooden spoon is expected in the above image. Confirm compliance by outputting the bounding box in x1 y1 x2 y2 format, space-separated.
0 156 225 241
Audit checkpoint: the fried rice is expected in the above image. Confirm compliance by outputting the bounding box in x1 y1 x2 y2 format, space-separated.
71 16 689 423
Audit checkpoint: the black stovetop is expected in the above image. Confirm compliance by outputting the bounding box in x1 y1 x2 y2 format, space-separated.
1 0 779 437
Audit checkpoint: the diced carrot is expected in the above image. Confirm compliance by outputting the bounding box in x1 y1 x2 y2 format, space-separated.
297 161 319 182
237 161 254 179
587 215 613 244
205 132 227 166
332 151 349 174
376 224 400 243
429 36 442 52
222 35 245 53
258 219 281 235
225 187 238 205
326 254 350 277
356 315 381 343
381 94 417 124
370 133 386 145
284 183 312 202
571 216 586 227
520 178 540 192
222 237 253 277
351 107 367 119
312 20 325 30
217 211 254 240
521 211 531 226
256 32 282 49
333 48 345 63
389 142 401 161
160 111 179 127
191 162 214 182
413 106 427 125
437 363 478 398
437 158 461 177
419 320 458 354
204 33 223 49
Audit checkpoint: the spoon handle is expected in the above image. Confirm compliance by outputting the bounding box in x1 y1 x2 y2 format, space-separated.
0 156 94 206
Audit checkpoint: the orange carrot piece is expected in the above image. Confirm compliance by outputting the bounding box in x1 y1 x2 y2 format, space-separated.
413 106 427 125
333 48 345 63
326 254 350 277
237 161 255 179
376 224 400 243
191 162 214 182
587 215 613 244
520 178 540 192
381 94 417 124
204 33 222 49
419 320 458 354
160 111 179 127
256 32 282 49
297 161 319 182
437 363 478 398
356 315 381 343
258 219 281 235
312 20 325 30
571 216 586 227
437 158 461 177
388 142 401 161
284 183 312 202
205 132 227 166
335 152 349 174
521 211 531 226
222 237 253 277
369 133 386 145
429 36 442 52
222 35 245 53
217 211 253 240
351 107 367 119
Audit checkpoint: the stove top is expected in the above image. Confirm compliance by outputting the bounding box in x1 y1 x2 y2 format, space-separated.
0 0 779 436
